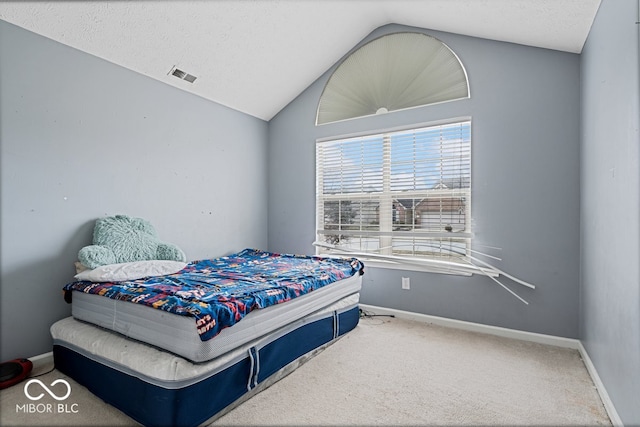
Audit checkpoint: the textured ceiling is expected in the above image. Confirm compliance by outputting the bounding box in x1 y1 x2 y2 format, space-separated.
0 0 601 121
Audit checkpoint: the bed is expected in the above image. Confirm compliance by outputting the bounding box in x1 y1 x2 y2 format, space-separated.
52 248 364 426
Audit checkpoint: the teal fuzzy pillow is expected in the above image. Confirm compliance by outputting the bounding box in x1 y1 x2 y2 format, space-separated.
78 215 186 269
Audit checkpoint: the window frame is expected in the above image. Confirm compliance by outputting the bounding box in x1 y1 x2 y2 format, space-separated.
315 118 476 275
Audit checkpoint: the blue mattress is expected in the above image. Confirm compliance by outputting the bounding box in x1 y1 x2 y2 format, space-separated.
52 300 360 427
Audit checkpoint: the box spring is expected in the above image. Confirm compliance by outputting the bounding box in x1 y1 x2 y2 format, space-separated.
51 294 360 427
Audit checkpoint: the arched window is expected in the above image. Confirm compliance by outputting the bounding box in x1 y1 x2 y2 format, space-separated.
316 32 470 125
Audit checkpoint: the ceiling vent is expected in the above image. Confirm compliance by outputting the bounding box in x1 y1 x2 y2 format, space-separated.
169 66 197 83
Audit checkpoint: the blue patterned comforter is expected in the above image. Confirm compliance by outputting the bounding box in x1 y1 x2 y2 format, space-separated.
63 248 364 341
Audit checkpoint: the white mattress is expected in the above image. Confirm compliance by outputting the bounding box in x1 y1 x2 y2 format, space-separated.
53 293 360 387
70 274 362 362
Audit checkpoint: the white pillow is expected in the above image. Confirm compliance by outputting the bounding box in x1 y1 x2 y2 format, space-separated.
74 260 188 282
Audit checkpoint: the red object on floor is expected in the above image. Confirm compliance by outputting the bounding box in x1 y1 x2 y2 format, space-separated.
0 358 33 389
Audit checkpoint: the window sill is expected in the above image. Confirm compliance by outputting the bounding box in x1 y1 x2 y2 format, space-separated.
358 257 485 276
319 246 533 304
321 252 495 277
316 242 499 278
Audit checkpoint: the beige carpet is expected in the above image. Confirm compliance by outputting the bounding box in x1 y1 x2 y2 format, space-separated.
1 315 611 426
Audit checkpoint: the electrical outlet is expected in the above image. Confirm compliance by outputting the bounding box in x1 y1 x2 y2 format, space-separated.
402 277 410 290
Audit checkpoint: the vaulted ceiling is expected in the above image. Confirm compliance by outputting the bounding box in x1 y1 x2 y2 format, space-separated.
0 1 601 121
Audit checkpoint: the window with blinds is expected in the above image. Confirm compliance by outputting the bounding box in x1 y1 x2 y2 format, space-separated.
316 120 471 265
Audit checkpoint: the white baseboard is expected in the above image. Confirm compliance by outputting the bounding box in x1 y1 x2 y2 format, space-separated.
577 342 623 426
360 304 580 349
28 351 54 374
360 304 622 426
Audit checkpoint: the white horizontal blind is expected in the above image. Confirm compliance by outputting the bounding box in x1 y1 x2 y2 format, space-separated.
316 120 471 263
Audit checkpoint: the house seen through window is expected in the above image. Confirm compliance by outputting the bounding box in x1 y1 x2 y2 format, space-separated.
316 120 471 265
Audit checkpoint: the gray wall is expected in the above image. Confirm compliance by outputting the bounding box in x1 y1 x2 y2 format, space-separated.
3 7 637 423
0 21 269 361
580 0 640 425
268 24 581 338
